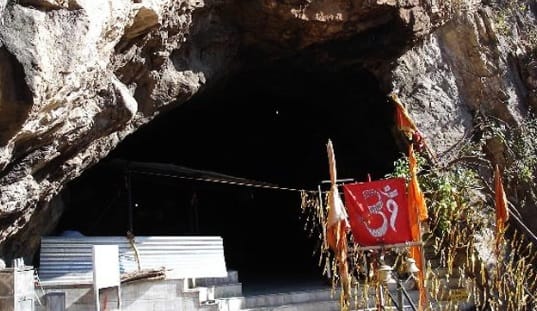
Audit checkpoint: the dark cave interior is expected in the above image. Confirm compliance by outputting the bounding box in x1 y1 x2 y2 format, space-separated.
54 62 403 292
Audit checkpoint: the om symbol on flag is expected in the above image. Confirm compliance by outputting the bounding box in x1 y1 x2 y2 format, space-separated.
362 186 399 238
343 178 412 246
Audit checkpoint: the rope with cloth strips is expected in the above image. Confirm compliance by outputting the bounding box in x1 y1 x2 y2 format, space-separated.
130 168 537 245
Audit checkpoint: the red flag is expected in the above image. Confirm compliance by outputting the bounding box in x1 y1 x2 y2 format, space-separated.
343 178 412 246
408 144 428 310
494 165 509 235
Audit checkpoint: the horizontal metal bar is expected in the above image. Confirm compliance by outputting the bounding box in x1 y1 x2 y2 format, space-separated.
355 241 423 251
319 178 355 185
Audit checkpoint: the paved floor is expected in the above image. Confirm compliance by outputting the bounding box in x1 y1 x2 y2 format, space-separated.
240 272 330 296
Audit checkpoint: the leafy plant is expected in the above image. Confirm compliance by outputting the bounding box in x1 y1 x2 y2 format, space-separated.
476 114 537 210
386 150 486 242
300 113 537 309
386 112 537 310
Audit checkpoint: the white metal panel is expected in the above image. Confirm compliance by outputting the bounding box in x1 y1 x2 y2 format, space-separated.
92 245 120 289
38 236 228 285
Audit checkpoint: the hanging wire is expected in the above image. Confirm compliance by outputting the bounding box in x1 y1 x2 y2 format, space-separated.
128 169 318 193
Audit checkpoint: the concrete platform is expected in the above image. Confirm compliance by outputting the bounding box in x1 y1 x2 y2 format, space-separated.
34 270 423 311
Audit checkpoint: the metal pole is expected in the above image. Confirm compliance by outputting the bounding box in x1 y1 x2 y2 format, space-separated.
397 280 404 311
419 224 428 309
356 241 423 251
317 183 329 277
377 282 384 311
126 172 133 233
320 178 355 185
401 283 418 311
45 292 66 311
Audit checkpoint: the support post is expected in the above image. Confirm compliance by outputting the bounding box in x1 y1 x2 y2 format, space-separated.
397 280 404 311
125 172 133 233
45 292 65 311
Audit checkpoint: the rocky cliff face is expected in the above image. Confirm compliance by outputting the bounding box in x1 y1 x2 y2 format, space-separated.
0 0 535 260
392 2 533 158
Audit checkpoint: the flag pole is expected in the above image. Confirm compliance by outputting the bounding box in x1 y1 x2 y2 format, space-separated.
325 139 351 311
407 144 429 310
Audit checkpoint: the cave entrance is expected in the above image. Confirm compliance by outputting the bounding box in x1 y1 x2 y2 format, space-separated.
54 62 401 294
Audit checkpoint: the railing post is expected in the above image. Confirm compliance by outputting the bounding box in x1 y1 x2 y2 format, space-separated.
397 280 404 311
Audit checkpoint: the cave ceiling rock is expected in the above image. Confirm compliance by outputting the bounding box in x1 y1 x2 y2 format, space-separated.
237 0 437 53
122 0 163 41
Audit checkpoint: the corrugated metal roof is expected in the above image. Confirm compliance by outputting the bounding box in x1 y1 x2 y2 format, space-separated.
38 236 227 286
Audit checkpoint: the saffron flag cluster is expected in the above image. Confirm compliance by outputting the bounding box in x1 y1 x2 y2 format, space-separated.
390 94 429 310
407 144 428 310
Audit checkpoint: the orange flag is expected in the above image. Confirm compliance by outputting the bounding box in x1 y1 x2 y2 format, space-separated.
326 140 351 311
392 93 418 140
408 144 428 222
392 93 438 163
408 144 428 310
494 165 509 235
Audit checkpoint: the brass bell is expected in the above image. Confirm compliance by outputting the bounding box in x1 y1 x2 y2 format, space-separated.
405 257 420 274
377 264 396 284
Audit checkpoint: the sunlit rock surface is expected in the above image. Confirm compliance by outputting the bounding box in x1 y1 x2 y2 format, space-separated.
0 0 536 259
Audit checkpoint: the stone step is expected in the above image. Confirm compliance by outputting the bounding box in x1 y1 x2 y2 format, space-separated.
239 299 340 311
216 284 419 311
197 283 244 302
429 267 466 278
428 279 473 298
195 270 240 286
243 288 335 308
215 283 243 298
216 288 335 311
432 299 475 311
426 276 473 290
238 298 418 311
426 257 442 268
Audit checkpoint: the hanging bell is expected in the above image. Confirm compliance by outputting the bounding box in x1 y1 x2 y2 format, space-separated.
405 257 420 274
377 264 396 284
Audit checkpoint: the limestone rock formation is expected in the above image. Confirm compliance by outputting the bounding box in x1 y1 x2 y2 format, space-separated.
0 0 536 261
